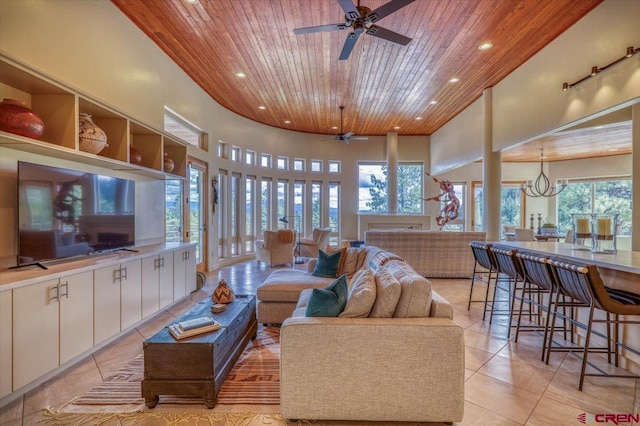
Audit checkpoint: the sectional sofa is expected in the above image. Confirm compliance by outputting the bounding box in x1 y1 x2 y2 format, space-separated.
257 245 465 423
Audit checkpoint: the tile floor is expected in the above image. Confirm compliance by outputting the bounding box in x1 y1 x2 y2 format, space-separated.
0 260 638 425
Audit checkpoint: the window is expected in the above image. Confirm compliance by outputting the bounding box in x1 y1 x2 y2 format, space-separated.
441 183 466 231
293 158 305 171
164 107 203 148
471 181 525 231
358 163 387 213
277 156 288 170
311 181 322 230
218 142 228 159
230 173 241 255
557 178 632 236
260 178 272 236
22 183 53 229
277 180 288 229
217 171 228 258
328 161 340 173
311 160 322 172
261 154 271 168
328 182 340 246
230 146 241 162
294 181 305 235
397 163 423 214
245 176 256 252
245 150 256 166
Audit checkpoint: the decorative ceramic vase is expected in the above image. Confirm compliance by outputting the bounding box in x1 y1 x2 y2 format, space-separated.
163 152 175 173
130 144 142 165
78 113 108 154
0 99 45 139
212 279 235 304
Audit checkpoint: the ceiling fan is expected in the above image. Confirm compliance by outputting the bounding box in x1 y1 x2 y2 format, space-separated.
293 0 416 60
332 106 368 143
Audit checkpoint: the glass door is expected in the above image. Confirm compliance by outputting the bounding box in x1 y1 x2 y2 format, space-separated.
188 159 208 272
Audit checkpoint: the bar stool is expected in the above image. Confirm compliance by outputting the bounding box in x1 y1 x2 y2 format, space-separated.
548 258 640 390
515 252 558 360
468 241 496 320
489 245 527 338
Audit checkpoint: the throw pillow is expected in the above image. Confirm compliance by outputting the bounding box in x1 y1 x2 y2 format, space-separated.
339 268 376 318
312 249 344 278
369 267 402 318
369 250 405 271
305 274 348 317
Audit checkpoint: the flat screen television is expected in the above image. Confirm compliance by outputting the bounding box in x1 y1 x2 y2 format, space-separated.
17 161 135 266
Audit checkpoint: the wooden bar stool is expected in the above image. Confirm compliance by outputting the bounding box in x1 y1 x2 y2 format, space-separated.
548 258 640 390
489 245 527 338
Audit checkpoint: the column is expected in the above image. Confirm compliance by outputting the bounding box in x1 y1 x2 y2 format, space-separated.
632 103 640 251
387 132 398 213
482 88 501 241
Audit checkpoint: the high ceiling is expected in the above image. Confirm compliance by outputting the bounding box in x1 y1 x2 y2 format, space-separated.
111 0 625 161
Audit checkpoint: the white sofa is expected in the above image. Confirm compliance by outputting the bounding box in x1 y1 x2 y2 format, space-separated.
269 246 464 423
364 229 487 278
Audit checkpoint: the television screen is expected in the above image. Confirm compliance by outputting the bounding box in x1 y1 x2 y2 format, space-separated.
18 161 135 265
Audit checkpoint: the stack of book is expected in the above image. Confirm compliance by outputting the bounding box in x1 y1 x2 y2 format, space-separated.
168 316 221 340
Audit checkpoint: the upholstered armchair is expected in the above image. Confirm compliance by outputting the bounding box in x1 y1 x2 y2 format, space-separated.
298 227 331 259
255 230 295 267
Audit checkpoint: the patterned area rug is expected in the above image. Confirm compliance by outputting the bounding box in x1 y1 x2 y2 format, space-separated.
41 326 285 426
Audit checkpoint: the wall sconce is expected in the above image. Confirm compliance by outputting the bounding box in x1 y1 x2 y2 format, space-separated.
562 46 639 90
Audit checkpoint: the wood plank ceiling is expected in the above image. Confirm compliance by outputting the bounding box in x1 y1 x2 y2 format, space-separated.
110 0 626 162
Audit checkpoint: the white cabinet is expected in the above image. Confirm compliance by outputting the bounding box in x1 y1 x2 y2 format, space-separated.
0 291 12 398
58 271 94 364
173 246 196 300
94 265 122 345
120 260 142 330
159 253 174 309
12 279 59 390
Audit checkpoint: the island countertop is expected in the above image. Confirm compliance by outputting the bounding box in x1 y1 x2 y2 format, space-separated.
492 241 640 275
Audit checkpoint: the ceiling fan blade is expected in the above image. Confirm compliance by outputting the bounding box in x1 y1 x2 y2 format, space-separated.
342 131 354 139
365 0 416 24
339 29 363 60
337 0 361 21
293 23 347 35
366 24 412 45
349 136 369 140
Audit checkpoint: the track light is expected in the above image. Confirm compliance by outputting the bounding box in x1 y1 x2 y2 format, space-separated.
562 46 639 91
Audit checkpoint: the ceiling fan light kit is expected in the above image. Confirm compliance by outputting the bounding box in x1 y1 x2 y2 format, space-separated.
293 0 416 60
562 46 639 91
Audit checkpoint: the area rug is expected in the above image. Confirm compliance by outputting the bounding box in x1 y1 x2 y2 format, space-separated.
41 326 289 426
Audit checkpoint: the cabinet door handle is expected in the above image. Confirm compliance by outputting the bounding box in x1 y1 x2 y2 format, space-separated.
160 257 165 268
48 285 59 302
121 266 128 280
113 268 121 282
59 281 69 299
154 258 159 270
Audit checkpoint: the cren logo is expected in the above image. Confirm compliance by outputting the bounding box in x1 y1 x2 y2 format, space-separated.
578 413 640 424
577 413 595 424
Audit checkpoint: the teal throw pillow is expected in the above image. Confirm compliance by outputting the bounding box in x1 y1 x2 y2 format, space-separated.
305 275 348 317
312 249 343 278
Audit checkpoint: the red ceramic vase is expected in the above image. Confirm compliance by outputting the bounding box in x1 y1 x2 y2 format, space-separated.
163 152 175 173
130 144 142 165
0 99 45 139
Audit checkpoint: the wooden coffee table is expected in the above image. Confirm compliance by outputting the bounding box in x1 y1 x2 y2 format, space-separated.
141 294 257 408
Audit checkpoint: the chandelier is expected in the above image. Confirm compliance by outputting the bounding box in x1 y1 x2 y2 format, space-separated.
521 149 567 198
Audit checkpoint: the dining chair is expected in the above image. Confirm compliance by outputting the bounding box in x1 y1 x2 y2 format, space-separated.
514 228 535 242
547 258 640 390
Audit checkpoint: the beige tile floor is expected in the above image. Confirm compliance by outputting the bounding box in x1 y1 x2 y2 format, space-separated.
1 260 638 425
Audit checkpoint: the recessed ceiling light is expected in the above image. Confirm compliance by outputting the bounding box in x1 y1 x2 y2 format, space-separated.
608 148 619 151
235 72 246 78
415 117 423 120
429 100 438 105
331 126 338 130
479 42 493 51
184 0 198 3
393 126 401 130
284 120 291 124
258 105 266 110
449 77 459 83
